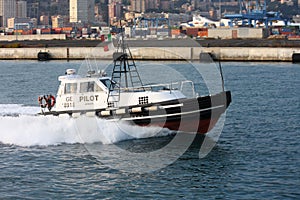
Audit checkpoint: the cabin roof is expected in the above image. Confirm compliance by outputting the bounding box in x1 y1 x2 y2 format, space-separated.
58 74 110 82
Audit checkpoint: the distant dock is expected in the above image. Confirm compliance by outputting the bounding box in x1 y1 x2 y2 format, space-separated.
1 38 300 61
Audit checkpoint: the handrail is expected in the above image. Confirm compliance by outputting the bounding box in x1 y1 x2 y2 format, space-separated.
118 80 197 97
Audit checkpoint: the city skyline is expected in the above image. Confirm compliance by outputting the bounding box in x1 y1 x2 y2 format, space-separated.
0 0 299 29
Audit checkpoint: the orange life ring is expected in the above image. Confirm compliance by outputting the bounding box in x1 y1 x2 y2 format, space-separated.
38 95 56 111
47 95 56 109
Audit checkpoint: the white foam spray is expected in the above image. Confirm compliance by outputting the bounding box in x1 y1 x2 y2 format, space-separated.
0 104 171 147
0 104 40 116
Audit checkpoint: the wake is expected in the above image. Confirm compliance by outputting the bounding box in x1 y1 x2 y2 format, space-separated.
0 104 171 147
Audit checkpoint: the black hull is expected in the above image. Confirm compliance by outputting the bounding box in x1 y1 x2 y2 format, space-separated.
125 91 231 134
39 91 231 134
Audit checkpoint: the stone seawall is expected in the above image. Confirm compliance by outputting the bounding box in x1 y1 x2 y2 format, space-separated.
0 46 299 61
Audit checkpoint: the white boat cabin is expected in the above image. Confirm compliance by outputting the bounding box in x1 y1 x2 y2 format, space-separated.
54 69 186 112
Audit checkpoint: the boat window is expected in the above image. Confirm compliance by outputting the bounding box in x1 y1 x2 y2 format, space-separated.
100 79 115 89
95 84 102 92
64 83 77 94
80 81 102 93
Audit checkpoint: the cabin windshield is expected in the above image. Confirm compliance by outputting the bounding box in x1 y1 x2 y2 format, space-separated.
64 83 77 94
79 81 102 93
100 79 115 90
63 81 103 95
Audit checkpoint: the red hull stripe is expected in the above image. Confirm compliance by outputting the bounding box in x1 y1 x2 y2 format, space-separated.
137 117 220 134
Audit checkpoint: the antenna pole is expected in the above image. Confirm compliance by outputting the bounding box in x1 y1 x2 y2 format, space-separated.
120 23 129 88
218 59 225 92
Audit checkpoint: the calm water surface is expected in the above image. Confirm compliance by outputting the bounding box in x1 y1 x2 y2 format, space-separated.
0 60 299 199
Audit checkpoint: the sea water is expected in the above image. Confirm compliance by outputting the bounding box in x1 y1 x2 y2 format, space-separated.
0 60 299 199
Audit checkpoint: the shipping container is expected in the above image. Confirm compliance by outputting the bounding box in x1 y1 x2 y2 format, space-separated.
171 29 180 36
14 29 23 35
186 27 199 37
288 35 300 40
279 27 294 36
53 28 62 34
22 30 33 35
198 30 208 37
41 28 51 34
62 27 73 31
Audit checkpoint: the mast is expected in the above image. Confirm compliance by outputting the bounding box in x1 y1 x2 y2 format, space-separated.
107 27 145 108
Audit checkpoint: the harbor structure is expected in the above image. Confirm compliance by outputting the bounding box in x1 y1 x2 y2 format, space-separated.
224 0 287 28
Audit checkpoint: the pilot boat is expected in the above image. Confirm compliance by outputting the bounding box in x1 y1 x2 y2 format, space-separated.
38 35 231 134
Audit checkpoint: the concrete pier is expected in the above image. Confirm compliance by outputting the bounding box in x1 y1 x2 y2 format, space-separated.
0 34 66 41
0 46 299 61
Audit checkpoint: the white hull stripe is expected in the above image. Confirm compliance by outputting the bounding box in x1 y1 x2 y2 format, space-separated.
159 103 183 109
109 105 225 122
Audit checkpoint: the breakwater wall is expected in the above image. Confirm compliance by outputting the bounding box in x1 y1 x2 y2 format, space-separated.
0 34 66 41
0 47 299 61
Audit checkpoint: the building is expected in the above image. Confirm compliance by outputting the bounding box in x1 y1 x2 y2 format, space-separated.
52 15 64 28
95 2 106 24
160 0 171 11
96 0 109 25
108 0 124 25
27 1 39 20
108 1 115 25
52 0 69 16
7 17 32 29
70 0 95 24
40 15 50 26
0 0 16 27
16 0 27 18
131 0 145 13
145 0 160 10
